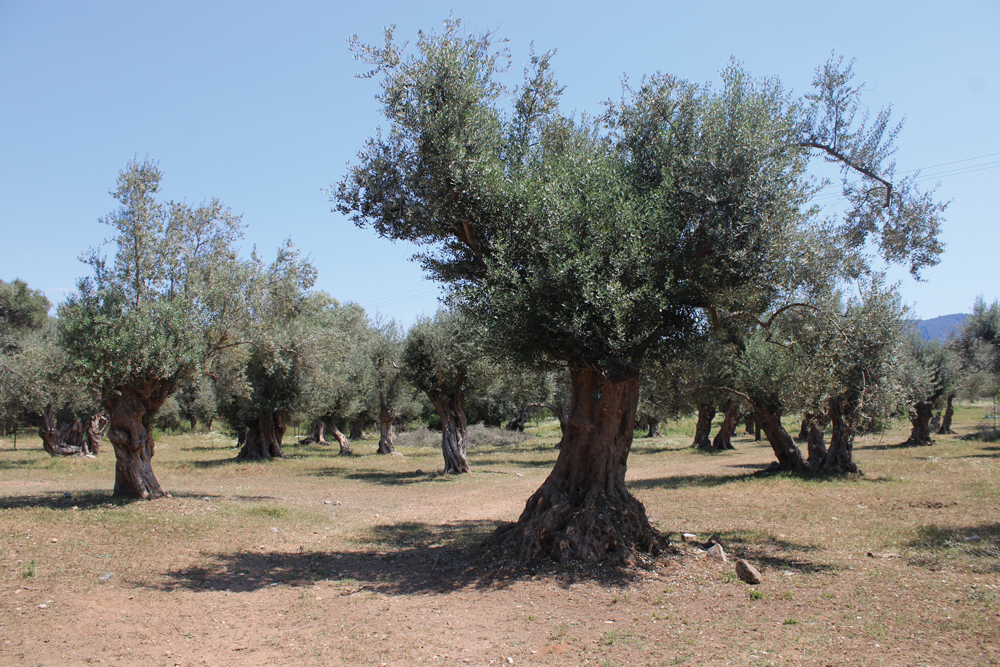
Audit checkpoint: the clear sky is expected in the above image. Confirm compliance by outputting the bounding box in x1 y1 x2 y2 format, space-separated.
1 1 997 325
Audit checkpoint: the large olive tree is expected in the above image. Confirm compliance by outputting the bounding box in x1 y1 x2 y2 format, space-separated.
60 158 311 498
335 21 944 563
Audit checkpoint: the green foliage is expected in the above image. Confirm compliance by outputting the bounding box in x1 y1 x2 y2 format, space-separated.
336 21 943 382
59 157 315 404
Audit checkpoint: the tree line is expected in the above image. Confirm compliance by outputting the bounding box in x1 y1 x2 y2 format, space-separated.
2 19 998 565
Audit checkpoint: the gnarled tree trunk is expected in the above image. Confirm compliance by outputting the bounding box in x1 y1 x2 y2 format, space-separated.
646 417 661 438
744 411 755 435
823 396 859 474
376 408 399 455
505 406 532 432
905 401 934 445
692 403 716 448
937 394 955 435
39 404 95 457
488 368 664 564
330 425 351 455
711 401 740 450
236 411 287 460
799 411 829 467
349 417 365 441
427 389 470 474
300 417 331 445
106 382 173 499
755 405 813 473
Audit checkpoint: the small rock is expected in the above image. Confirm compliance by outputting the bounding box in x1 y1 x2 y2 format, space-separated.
506 658 514 665
334 501 342 506
51 538 57 543
324 500 331 505
867 551 899 559
706 543 727 562
271 527 279 534
681 533 697 542
99 573 112 581
705 534 724 548
201 497 210 502
735 559 762 584
62 492 73 499
416 469 423 475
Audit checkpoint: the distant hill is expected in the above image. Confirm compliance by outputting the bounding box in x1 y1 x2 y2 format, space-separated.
917 313 968 342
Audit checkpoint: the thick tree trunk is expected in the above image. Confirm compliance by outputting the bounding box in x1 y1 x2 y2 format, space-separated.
300 417 331 445
236 411 287 460
905 401 934 445
488 368 664 564
692 403 716 449
755 406 813 473
797 413 812 441
349 418 365 440
376 409 399 455
744 411 755 435
646 417 661 438
823 396 859 474
711 401 741 450
937 394 955 435
85 414 107 455
106 382 173 499
427 389 470 474
39 404 96 457
330 424 351 455
505 406 532 432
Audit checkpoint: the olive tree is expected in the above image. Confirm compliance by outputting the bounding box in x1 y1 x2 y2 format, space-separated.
60 158 311 498
335 21 945 563
402 309 480 473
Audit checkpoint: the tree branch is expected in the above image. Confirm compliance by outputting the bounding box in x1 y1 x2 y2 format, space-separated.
798 140 892 207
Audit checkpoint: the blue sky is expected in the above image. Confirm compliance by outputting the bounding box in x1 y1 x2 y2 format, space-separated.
1 1 997 324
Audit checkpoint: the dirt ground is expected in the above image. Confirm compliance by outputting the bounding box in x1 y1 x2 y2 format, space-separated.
2 406 999 667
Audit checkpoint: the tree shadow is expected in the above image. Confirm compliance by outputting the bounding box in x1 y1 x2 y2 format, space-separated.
717 535 833 575
137 519 646 595
0 458 43 470
630 472 758 490
0 490 120 510
905 522 1000 573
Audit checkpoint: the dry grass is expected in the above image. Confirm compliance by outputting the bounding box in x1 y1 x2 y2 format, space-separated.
1 404 999 666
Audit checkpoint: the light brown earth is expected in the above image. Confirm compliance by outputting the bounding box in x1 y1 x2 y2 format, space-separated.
2 405 999 667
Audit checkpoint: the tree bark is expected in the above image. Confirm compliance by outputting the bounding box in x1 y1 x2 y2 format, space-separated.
376 408 399 455
488 368 664 564
797 413 813 441
744 411 755 436
646 417 661 438
937 394 955 435
236 411 287 460
349 417 365 441
505 406 532 432
39 404 95 457
755 406 813 473
905 401 934 445
823 396 859 474
105 382 173 499
85 414 107 455
300 417 331 445
330 424 351 455
427 389 470 474
711 401 740 450
692 403 716 448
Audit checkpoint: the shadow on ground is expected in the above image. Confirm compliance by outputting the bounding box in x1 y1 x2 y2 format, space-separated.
139 519 662 596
